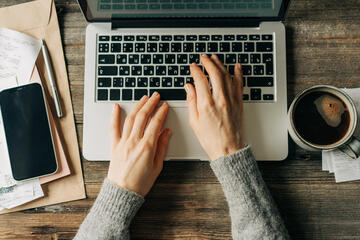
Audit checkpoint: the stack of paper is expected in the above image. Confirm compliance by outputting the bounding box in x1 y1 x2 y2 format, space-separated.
322 88 360 183
0 27 70 210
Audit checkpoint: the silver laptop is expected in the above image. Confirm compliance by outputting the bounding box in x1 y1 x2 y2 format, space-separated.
78 0 290 161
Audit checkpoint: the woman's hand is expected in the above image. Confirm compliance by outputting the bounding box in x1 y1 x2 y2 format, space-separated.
107 92 172 197
186 54 245 161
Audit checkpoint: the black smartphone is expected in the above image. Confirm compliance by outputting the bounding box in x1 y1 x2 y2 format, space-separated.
0 83 58 181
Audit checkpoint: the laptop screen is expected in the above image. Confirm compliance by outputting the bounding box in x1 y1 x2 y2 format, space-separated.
79 0 289 21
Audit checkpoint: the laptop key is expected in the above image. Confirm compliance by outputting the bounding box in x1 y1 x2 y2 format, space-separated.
183 43 194 52
186 35 197 41
149 35 160 41
131 66 142 75
189 54 200 64
211 35 222 41
137 77 148 87
215 54 224 63
236 35 247 40
207 42 218 52
165 54 176 64
98 77 111 87
171 43 182 52
153 54 164 64
143 65 154 75
129 54 139 64
263 94 274 100
168 65 179 75
98 66 117 75
110 89 120 101
238 54 248 63
232 42 242 52
224 35 235 41
256 42 273 52
228 65 235 75
174 77 185 87
97 89 108 101
162 77 173 87
117 54 127 64
199 35 210 41
141 54 151 64
119 66 130 75
147 43 157 52
243 94 249 101
249 34 260 40
99 36 110 41
250 54 261 63
220 42 230 52
111 43 121 52
250 88 261 100
247 77 273 87
159 43 170 52
253 65 264 75
266 62 273 75
262 34 273 40
150 89 186 100
161 35 172 41
123 43 133 52
180 65 190 75
122 89 132 100
225 54 236 64
244 42 254 52
113 77 124 87
177 54 188 64
186 77 194 85
195 43 206 52
98 54 115 64
111 36 122 41
125 77 136 87
135 89 148 100
150 77 161 87
135 43 145 52
174 35 185 41
156 66 167 75
98 43 109 52
263 54 273 63
136 35 147 41
242 65 251 75
124 35 135 41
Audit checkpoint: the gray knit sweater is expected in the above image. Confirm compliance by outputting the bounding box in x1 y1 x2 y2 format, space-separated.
74 146 290 239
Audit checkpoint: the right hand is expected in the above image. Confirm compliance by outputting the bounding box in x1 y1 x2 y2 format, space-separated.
185 54 245 161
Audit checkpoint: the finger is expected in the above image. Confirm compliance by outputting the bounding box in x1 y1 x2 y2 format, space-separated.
200 54 226 101
210 54 228 76
234 63 244 103
110 104 121 150
122 95 148 139
144 102 169 143
130 91 160 139
185 83 198 120
190 62 213 108
210 54 233 100
154 128 172 170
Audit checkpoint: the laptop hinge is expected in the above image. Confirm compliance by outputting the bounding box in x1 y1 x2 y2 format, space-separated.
111 18 261 29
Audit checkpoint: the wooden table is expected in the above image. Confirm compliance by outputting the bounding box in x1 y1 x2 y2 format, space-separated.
0 0 359 239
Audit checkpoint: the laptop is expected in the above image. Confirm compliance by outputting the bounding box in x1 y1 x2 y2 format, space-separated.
78 0 291 161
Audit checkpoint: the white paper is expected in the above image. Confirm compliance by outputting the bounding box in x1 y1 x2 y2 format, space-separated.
0 179 43 209
0 27 41 84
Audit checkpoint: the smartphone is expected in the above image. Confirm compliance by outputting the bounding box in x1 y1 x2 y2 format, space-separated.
0 83 58 181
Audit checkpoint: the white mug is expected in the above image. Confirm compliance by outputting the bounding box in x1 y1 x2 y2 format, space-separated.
288 85 360 159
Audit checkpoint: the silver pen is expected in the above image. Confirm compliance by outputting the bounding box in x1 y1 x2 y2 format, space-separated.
41 39 63 118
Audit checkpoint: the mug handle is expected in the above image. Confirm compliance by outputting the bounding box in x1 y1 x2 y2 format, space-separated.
339 136 360 159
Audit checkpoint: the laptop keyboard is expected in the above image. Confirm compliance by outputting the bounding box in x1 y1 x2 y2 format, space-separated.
96 33 275 102
98 0 273 11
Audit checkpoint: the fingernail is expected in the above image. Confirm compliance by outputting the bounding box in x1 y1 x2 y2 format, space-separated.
140 95 148 101
113 104 117 111
201 53 208 57
152 91 159 97
184 84 189 93
161 101 168 107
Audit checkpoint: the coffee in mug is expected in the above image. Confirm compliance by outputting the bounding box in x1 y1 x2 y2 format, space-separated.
288 85 360 158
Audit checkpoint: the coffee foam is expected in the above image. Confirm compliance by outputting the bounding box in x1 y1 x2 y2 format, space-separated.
314 94 346 128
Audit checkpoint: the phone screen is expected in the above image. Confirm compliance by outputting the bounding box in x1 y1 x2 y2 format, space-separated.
0 83 57 181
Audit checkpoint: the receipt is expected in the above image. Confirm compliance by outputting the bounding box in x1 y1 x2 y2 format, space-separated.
0 27 41 84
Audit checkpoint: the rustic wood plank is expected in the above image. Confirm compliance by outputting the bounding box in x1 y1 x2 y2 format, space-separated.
0 0 359 239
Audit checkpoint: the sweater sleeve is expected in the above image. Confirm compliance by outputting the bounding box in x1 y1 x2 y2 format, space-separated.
210 146 290 240
74 178 144 240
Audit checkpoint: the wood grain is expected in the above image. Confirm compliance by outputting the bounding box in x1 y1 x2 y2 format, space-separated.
0 0 360 239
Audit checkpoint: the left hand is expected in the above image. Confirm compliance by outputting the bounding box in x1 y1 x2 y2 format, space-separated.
107 93 172 197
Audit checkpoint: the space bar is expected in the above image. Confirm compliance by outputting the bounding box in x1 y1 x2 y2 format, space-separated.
150 89 186 100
